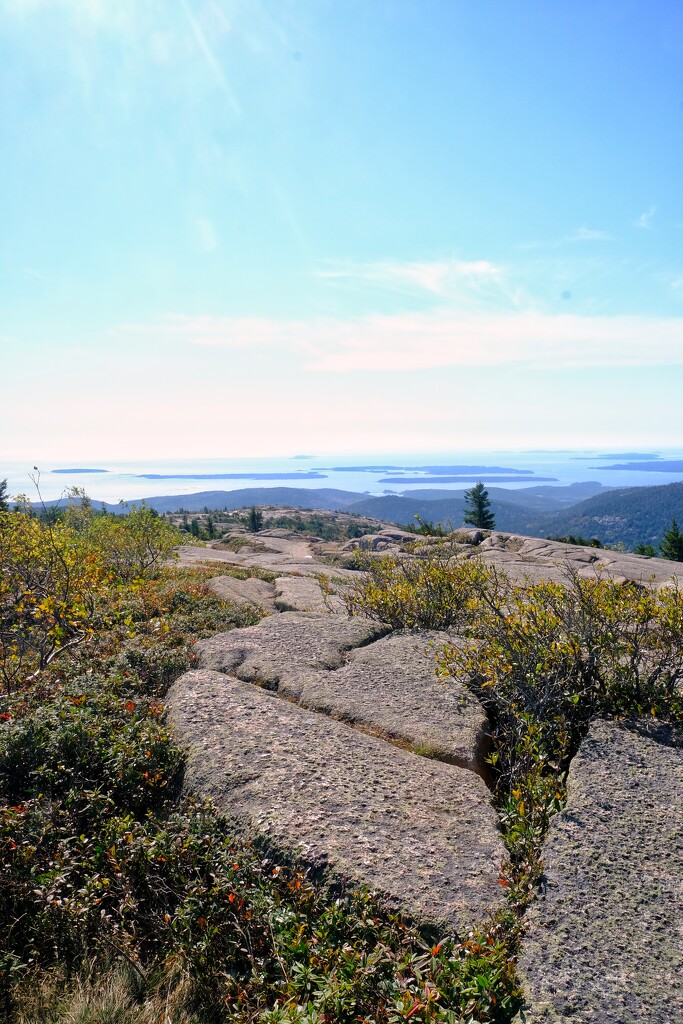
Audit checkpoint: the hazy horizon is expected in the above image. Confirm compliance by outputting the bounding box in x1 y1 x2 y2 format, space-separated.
4 446 683 504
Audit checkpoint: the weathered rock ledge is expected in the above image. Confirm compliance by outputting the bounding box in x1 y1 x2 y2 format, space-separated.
516 720 683 1023
195 613 489 772
166 668 505 933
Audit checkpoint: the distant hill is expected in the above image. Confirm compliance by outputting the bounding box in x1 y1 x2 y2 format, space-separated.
343 483 609 532
36 487 367 515
523 481 683 549
29 480 683 551
142 487 368 514
344 493 560 534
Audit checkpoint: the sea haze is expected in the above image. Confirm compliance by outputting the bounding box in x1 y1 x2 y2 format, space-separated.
3 448 683 504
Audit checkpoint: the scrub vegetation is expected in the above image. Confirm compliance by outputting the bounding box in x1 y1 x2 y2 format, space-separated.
4 494 681 1021
1 498 522 1023
345 545 683 907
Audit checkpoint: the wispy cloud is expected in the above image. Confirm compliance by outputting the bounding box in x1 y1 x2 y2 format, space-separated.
317 257 525 310
635 205 657 229
3 0 138 31
117 310 683 373
519 227 613 250
565 227 613 242
179 0 241 116
669 275 683 298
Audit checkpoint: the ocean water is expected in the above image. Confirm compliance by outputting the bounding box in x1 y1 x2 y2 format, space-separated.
3 448 683 506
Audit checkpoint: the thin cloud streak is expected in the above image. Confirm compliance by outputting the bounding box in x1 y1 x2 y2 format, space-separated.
118 310 683 372
317 257 526 310
179 0 241 115
635 205 657 230
518 227 614 250
566 227 613 242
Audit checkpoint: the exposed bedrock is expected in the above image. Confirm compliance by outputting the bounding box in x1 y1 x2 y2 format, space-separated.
206 574 278 612
293 631 489 772
166 669 506 933
195 611 383 689
475 533 683 588
273 575 345 615
516 720 683 1023
194 614 489 771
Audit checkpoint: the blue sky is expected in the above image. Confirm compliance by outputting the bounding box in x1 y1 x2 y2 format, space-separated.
2 0 683 459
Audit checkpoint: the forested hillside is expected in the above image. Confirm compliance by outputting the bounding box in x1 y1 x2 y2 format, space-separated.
526 481 683 549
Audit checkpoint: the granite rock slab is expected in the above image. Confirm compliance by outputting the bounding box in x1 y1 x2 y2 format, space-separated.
517 719 683 1023
206 575 278 612
340 528 419 554
166 669 506 933
194 612 383 693
196 617 488 771
476 534 683 588
295 631 489 772
274 575 345 615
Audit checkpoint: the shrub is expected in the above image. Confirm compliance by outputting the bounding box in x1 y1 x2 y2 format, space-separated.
440 568 683 799
0 510 104 692
1 539 523 1023
86 502 181 581
343 547 493 631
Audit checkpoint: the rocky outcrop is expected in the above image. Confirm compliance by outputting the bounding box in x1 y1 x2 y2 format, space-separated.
475 533 683 588
206 574 278 612
292 631 489 772
170 524 683 1007
194 615 488 771
195 612 383 687
340 527 419 555
516 720 683 1022
166 668 506 933
274 575 344 615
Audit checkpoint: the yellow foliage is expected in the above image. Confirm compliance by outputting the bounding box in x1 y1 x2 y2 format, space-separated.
0 499 182 692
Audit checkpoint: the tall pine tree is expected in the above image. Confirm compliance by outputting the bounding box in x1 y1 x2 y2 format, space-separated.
463 482 495 529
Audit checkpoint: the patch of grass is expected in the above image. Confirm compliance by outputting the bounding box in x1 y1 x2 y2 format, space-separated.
185 561 278 584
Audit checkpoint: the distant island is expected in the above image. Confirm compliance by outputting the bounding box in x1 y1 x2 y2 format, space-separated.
52 468 108 474
323 464 536 475
573 452 660 461
136 471 328 480
379 475 559 484
596 461 683 472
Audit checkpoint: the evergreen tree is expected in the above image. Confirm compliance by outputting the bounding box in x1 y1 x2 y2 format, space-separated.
660 518 683 561
0 478 8 513
248 506 264 532
463 482 495 530
190 518 200 538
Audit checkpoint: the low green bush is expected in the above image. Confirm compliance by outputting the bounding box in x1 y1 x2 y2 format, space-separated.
342 548 493 631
